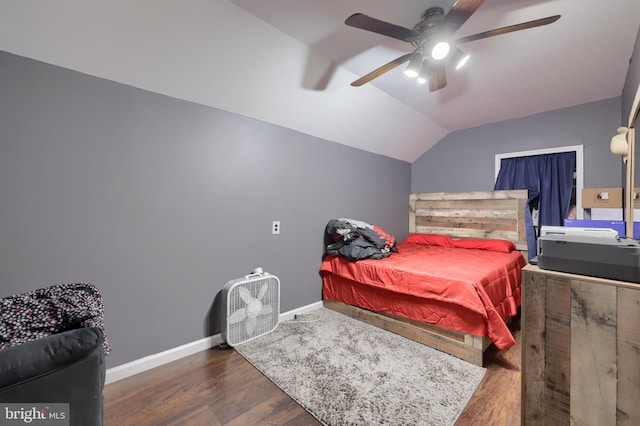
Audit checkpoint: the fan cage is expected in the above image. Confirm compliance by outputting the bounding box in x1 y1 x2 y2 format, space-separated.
224 274 280 347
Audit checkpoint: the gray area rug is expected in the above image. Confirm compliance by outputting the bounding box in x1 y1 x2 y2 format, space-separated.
235 308 486 425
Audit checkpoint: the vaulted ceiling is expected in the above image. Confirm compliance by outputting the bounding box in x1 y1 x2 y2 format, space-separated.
1 0 639 162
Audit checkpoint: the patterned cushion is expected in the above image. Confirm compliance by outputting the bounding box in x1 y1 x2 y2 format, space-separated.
0 283 110 355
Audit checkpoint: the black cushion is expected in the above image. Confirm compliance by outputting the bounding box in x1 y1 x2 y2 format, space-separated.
0 327 105 426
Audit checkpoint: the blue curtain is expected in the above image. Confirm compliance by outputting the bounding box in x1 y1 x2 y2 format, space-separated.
494 152 575 259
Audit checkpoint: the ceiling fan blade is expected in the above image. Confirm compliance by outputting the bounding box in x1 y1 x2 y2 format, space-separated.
442 0 485 34
455 15 561 44
351 52 415 87
428 64 447 92
345 13 418 43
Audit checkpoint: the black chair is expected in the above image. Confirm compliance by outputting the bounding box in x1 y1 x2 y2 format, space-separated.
0 327 106 426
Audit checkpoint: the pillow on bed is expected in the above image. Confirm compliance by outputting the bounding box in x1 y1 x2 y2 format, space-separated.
453 238 516 253
403 233 515 253
403 233 454 247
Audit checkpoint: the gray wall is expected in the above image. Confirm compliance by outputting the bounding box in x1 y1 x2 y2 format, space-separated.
0 51 411 368
412 97 623 192
622 26 640 187
622 26 640 128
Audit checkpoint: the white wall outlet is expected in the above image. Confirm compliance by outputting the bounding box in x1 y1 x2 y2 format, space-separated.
272 220 280 235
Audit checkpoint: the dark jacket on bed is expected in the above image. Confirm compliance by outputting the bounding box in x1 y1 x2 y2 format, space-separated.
324 218 397 261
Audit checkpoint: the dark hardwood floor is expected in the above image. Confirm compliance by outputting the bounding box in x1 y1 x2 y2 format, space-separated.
455 314 521 425
104 315 521 425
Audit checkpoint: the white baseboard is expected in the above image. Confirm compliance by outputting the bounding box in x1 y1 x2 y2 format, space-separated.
105 300 323 385
104 334 224 385
276 300 323 322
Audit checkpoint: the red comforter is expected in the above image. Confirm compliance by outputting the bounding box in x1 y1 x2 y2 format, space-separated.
320 234 525 350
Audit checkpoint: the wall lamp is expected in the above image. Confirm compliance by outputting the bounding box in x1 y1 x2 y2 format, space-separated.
611 126 629 162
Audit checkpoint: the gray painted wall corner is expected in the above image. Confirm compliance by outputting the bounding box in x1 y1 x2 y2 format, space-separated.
0 51 411 368
411 97 624 193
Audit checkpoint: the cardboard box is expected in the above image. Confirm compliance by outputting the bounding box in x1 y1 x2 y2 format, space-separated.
582 187 623 209
564 219 626 237
590 208 623 221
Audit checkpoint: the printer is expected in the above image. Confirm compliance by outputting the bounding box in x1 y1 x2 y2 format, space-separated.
537 226 640 283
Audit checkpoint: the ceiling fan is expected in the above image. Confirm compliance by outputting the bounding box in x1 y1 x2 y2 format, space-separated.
346 0 560 92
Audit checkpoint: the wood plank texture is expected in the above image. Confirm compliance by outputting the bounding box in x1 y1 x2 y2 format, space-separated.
104 348 320 426
522 265 640 426
410 190 528 201
542 275 570 424
570 280 617 425
521 268 548 425
415 215 516 230
521 269 571 426
323 300 487 366
617 287 640 424
409 190 527 249
414 226 519 242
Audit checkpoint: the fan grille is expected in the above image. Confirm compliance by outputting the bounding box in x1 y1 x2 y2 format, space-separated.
224 275 280 347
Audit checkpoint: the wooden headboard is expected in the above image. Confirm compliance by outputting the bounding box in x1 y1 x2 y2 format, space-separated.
409 190 528 251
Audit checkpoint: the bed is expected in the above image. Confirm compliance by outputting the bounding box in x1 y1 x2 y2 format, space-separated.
320 190 528 366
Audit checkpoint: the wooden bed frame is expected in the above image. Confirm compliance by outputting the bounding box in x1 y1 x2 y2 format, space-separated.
323 189 528 366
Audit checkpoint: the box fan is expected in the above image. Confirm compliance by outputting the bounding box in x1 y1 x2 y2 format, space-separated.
221 267 280 347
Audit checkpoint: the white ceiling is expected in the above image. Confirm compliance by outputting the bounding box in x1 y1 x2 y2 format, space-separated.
1 1 639 162
230 0 640 128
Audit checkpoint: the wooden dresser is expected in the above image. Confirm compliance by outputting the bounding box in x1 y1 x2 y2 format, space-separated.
521 264 640 425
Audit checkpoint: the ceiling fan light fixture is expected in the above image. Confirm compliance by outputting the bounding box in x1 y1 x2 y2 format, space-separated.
431 41 450 60
416 60 430 85
345 6 560 90
451 47 470 70
403 53 423 78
